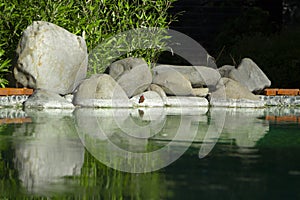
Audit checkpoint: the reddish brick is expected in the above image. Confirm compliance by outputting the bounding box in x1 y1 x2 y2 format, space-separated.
0 88 33 96
277 89 299 96
264 88 278 96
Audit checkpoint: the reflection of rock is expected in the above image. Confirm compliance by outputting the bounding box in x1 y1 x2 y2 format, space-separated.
14 110 84 194
74 108 129 141
264 107 300 117
75 108 166 143
0 108 28 119
151 107 208 142
75 107 207 173
210 108 269 147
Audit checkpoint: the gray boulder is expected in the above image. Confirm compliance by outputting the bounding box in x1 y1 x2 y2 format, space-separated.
24 89 75 109
229 58 271 92
152 68 194 96
109 57 152 97
192 88 209 97
73 74 131 107
211 78 260 101
148 84 167 102
153 65 221 88
218 65 235 77
14 21 87 95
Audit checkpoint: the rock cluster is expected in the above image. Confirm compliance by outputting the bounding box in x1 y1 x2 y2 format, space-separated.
12 21 272 109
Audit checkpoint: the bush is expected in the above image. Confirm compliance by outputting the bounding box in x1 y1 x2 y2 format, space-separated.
0 0 177 84
216 26 300 88
213 4 300 88
0 46 10 88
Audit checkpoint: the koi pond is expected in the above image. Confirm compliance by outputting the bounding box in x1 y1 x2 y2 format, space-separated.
0 107 299 199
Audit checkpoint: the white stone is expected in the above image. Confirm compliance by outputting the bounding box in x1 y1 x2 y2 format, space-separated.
24 89 75 109
130 91 164 107
165 96 209 107
14 21 87 95
210 98 265 108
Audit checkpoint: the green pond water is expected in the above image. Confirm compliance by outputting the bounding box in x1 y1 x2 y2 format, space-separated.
0 107 299 199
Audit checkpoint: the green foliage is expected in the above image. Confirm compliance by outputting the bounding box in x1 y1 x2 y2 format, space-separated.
0 0 177 80
0 46 10 88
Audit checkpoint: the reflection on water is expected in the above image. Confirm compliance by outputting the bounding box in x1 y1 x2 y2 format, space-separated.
0 107 299 198
13 109 84 194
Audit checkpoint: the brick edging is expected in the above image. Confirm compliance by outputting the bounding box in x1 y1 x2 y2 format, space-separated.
0 88 33 96
264 88 300 96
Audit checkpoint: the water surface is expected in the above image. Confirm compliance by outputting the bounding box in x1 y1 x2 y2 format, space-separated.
0 107 299 199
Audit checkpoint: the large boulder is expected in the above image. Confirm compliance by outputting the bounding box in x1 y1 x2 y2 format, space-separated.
14 21 87 95
153 65 221 88
109 57 152 98
152 67 194 96
229 58 271 92
211 78 260 101
73 74 131 107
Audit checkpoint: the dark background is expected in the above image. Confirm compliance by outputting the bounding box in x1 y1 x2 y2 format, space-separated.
161 0 300 88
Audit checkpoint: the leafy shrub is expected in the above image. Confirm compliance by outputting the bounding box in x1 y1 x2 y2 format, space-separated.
212 4 300 88
216 26 300 88
0 0 177 84
0 46 10 88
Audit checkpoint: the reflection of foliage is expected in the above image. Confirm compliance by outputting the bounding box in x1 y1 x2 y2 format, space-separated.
0 123 167 199
0 125 21 198
78 151 166 199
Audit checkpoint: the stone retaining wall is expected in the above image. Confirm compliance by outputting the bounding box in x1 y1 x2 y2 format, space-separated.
259 95 300 106
0 95 29 107
1 95 300 108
